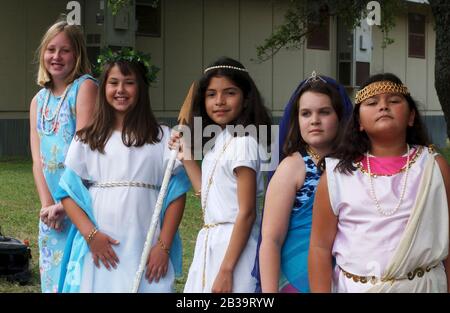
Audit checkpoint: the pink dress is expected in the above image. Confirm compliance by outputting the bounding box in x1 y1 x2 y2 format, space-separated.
325 146 443 292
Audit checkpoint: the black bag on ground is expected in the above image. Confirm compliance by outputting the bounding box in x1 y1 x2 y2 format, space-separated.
0 227 32 285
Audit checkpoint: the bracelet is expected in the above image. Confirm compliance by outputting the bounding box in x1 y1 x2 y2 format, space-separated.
86 227 98 244
158 238 170 255
194 189 201 198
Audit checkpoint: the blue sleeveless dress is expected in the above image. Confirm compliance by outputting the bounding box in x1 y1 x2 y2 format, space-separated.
36 74 96 292
278 153 321 292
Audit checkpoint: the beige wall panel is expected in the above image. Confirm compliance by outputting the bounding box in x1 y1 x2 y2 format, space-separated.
1 0 68 113
25 0 71 111
272 0 303 114
136 36 164 111
0 1 26 112
304 17 335 79
406 58 426 106
240 0 273 109
371 26 385 74
425 13 440 112
304 49 332 78
136 0 165 112
328 16 337 79
406 6 427 111
164 0 203 112
203 0 239 66
381 14 407 82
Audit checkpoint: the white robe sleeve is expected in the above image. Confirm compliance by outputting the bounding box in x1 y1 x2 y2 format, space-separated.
324 157 340 216
64 136 90 180
230 135 259 173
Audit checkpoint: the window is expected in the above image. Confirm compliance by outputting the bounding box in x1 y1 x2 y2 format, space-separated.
408 13 425 58
338 61 351 86
356 62 370 87
307 5 330 50
136 0 161 37
337 17 353 86
87 46 100 70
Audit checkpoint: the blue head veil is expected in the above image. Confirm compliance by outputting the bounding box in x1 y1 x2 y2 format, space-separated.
252 73 353 292
269 74 353 181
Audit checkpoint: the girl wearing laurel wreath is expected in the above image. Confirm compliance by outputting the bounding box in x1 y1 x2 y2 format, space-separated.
170 57 272 292
309 73 450 293
30 19 97 293
55 50 190 292
256 72 352 293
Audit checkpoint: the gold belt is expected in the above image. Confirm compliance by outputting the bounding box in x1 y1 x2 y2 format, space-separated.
339 265 437 285
201 221 233 291
203 222 230 229
90 181 160 190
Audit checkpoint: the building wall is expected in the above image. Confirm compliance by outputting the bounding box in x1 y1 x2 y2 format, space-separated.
136 1 447 145
0 0 77 115
0 0 82 156
136 0 337 119
0 0 447 156
371 4 446 146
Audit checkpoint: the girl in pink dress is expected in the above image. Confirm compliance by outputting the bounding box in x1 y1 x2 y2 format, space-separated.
309 73 450 293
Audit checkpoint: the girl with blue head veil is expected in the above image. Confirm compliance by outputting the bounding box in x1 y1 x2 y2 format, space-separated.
253 72 352 292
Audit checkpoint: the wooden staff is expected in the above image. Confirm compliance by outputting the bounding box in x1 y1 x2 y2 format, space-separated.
131 82 196 292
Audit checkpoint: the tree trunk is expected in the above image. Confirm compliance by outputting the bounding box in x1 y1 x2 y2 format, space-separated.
429 0 450 140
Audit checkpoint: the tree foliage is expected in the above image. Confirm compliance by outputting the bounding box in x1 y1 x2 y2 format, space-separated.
256 0 404 62
429 0 450 139
258 0 450 141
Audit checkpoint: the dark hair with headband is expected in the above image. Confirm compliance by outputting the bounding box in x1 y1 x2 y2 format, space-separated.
189 56 272 153
283 77 349 158
332 72 430 174
251 72 353 291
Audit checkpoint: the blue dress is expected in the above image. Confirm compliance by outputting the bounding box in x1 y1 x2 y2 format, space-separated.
278 153 321 292
36 74 96 293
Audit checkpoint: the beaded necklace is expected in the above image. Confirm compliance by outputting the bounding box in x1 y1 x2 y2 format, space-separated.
39 83 72 135
201 135 235 218
200 134 234 290
357 145 422 177
367 144 410 216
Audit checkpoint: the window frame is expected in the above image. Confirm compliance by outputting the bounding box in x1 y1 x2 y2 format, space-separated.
408 12 426 59
306 6 330 51
135 0 161 37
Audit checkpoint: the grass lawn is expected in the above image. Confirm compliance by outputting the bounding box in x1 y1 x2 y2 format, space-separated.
0 157 202 293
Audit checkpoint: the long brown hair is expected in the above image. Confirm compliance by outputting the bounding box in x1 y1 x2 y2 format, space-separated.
76 60 162 153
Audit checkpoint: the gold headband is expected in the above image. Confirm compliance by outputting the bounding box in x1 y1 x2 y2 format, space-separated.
355 81 409 104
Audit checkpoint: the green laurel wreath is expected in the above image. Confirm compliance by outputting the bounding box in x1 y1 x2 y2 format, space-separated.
94 48 160 86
